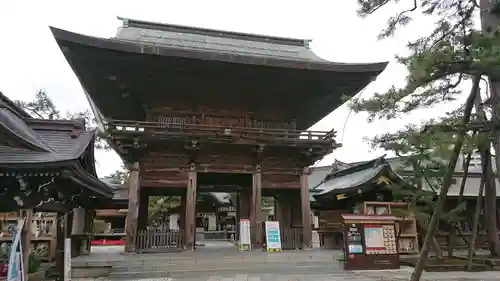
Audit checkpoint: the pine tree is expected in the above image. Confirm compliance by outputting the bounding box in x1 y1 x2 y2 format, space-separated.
353 0 500 279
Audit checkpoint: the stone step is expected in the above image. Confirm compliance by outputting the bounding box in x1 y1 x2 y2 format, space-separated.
109 257 334 266
109 263 342 279
111 260 335 273
86 252 335 267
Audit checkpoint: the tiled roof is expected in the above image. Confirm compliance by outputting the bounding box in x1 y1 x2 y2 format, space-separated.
115 17 326 63
310 155 500 198
0 117 95 165
50 18 387 73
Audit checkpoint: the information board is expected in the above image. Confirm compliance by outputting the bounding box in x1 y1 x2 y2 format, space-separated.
345 223 363 254
264 221 282 252
239 219 251 251
341 214 400 270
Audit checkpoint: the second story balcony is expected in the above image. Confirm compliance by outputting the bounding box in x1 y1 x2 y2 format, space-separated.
105 119 338 148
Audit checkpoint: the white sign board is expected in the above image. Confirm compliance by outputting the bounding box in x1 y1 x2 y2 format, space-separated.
64 238 71 281
264 221 282 252
169 214 179 230
208 215 217 231
239 219 251 251
311 230 321 248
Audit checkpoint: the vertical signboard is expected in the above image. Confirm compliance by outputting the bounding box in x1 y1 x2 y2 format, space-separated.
239 219 251 251
7 219 25 281
264 221 282 252
64 238 71 281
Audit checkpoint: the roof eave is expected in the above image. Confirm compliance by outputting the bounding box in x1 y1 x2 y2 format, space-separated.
64 165 114 198
50 26 388 73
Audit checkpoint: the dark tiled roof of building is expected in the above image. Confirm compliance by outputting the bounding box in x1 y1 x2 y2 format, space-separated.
0 92 112 198
309 154 500 198
50 17 387 73
0 117 95 165
311 156 406 198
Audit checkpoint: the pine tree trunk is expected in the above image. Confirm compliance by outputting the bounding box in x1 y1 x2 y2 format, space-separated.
410 77 480 281
412 162 444 259
480 0 500 257
448 152 472 257
467 158 486 271
473 90 500 256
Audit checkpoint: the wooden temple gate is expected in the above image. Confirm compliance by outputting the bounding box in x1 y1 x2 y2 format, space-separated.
51 17 385 253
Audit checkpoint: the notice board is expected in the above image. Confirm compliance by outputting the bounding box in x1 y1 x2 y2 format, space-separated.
341 214 400 270
264 221 282 252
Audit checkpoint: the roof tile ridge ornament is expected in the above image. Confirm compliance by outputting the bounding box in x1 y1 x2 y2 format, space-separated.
69 117 86 139
0 91 31 119
116 16 311 47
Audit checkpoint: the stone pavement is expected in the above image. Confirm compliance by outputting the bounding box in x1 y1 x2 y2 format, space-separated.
73 267 500 281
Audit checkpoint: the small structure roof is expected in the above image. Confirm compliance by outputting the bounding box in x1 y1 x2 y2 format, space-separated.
311 156 408 200
0 91 113 199
309 154 500 199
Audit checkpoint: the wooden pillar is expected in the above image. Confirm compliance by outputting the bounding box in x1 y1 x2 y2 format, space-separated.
238 190 251 219
251 165 263 249
55 212 64 281
185 163 197 250
71 208 85 256
301 167 312 249
20 209 33 278
82 210 94 254
65 210 77 257
124 161 140 253
180 195 186 231
138 191 149 230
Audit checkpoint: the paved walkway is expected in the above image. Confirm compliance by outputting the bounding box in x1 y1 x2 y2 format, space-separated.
74 268 500 281
75 244 498 281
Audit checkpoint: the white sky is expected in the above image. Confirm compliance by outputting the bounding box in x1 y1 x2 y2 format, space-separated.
0 0 470 177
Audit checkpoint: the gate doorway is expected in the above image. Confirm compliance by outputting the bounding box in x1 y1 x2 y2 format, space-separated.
194 172 251 249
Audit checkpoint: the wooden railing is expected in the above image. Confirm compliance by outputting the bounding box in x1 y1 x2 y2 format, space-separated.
107 119 336 144
136 228 183 253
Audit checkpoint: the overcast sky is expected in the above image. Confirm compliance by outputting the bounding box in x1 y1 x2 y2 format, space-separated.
0 0 469 177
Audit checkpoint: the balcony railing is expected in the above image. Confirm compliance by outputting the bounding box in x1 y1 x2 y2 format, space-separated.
107 119 336 144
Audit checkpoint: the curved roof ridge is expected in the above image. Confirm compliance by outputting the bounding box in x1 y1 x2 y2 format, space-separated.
325 155 388 180
0 91 32 119
0 106 54 152
117 16 310 47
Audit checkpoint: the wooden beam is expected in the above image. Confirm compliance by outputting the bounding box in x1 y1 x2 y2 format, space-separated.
124 162 140 253
35 202 71 213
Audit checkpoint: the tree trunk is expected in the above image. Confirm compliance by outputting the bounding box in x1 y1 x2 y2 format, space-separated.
410 76 480 281
480 0 500 258
448 152 472 257
473 89 500 256
411 161 443 259
467 154 487 271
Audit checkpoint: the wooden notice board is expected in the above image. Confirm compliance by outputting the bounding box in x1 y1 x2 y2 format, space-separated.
342 214 400 270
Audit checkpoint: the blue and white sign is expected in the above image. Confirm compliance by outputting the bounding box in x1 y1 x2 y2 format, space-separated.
264 221 282 252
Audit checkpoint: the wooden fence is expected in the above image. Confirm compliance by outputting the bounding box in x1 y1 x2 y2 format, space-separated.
136 228 184 253
280 227 303 250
